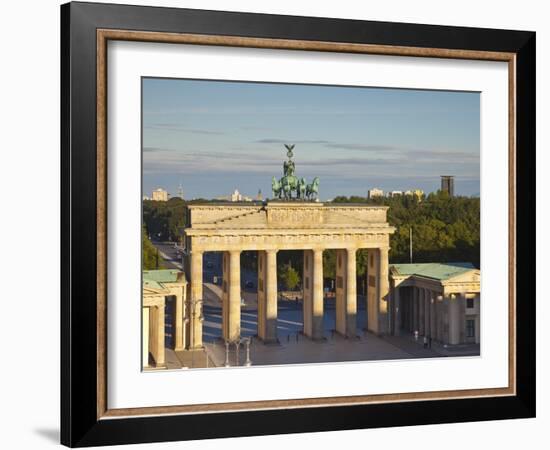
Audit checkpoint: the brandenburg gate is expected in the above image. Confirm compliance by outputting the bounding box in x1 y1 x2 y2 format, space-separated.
182 146 395 349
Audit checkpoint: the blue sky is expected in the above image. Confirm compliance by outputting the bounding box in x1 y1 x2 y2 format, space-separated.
142 78 480 200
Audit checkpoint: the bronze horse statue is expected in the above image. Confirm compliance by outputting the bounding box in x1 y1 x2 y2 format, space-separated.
271 145 320 201
306 177 320 200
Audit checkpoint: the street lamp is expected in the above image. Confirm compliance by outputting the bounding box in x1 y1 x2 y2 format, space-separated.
244 337 252 367
223 340 230 367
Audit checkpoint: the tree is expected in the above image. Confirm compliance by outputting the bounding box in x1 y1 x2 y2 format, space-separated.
329 192 480 268
142 225 164 270
279 263 300 290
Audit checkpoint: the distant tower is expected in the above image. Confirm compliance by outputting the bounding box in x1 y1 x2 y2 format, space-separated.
257 189 263 201
177 182 184 200
440 175 455 197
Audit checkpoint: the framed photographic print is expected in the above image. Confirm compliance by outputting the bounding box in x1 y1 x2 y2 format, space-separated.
60 1 536 447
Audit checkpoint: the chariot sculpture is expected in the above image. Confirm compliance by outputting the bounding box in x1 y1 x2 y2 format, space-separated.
271 144 320 201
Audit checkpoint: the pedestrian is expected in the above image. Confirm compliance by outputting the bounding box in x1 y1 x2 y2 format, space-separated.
423 336 428 348
429 336 432 348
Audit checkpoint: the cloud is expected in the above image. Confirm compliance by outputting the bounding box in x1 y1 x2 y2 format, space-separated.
145 124 226 135
143 146 168 153
323 143 398 151
255 139 402 152
143 144 478 180
256 138 330 145
254 139 478 161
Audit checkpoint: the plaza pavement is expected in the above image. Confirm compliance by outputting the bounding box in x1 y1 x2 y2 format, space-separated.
171 282 483 369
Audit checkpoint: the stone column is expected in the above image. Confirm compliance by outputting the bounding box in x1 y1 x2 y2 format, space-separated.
154 304 165 367
335 249 346 335
302 250 313 338
435 295 441 341
426 291 432 338
345 248 357 337
459 293 466 343
142 307 150 368
412 287 418 333
448 294 460 345
378 247 389 335
409 286 416 333
475 294 481 344
419 288 425 335
311 248 324 340
223 250 242 342
174 288 184 351
337 248 357 337
393 286 401 336
367 247 389 335
258 250 278 343
187 250 203 349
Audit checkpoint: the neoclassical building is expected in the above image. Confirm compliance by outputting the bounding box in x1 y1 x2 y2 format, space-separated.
182 201 395 348
389 262 480 345
142 270 187 369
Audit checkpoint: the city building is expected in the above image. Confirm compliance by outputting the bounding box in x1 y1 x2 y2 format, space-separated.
441 175 455 197
257 189 263 201
215 189 254 202
142 270 187 369
388 190 403 197
231 189 242 202
152 187 169 202
389 262 480 345
368 188 384 199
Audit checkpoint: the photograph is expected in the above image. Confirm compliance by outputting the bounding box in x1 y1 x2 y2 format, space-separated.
141 78 482 370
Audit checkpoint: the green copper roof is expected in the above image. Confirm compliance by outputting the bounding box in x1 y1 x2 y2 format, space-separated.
390 262 475 281
143 270 184 291
143 269 181 282
142 279 165 290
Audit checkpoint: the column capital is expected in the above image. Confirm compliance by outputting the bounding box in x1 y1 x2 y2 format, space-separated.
191 249 203 255
265 249 278 255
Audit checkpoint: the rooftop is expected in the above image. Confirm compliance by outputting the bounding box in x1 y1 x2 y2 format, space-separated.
143 269 185 287
390 262 476 281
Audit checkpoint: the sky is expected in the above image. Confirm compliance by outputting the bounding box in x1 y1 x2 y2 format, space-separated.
142 78 480 200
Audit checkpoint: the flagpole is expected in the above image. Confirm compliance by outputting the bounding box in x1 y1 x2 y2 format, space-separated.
409 226 413 263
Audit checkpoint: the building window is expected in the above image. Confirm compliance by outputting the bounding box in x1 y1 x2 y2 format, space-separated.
466 297 474 308
336 276 343 289
370 254 374 267
305 255 308 271
259 256 262 272
466 319 475 337
305 277 309 290
338 254 342 269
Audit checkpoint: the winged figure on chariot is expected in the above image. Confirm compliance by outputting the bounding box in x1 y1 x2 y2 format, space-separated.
271 144 319 201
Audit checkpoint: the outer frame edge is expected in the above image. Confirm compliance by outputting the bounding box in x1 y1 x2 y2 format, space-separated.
61 2 536 446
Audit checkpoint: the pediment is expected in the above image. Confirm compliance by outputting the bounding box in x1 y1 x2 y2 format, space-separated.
446 269 480 283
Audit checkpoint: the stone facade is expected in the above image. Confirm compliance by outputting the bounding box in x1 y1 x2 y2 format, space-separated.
142 270 187 369
389 263 481 345
183 202 395 346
